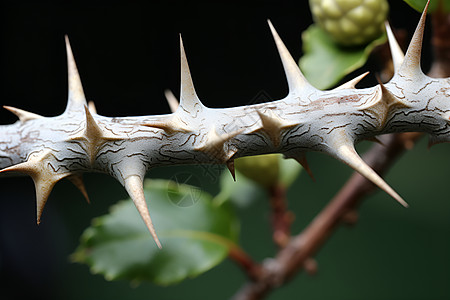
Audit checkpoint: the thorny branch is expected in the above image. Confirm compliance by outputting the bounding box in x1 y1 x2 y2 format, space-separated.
231 9 450 300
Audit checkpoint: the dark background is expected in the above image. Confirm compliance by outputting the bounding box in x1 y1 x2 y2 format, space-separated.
1 1 449 299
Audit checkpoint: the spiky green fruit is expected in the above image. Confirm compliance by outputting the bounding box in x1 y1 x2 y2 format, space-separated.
309 0 389 46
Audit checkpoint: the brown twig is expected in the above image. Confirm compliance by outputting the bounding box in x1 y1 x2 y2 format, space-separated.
429 2 450 78
268 183 293 248
228 243 264 282
231 132 423 300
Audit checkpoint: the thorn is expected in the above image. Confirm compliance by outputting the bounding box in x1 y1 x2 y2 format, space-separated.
359 79 411 128
385 22 404 73
124 175 162 249
88 101 97 114
226 159 236 181
257 111 283 148
69 106 123 165
267 20 316 96
83 105 103 139
179 35 205 113
67 174 90 203
142 115 190 134
397 0 429 78
0 150 70 224
333 141 408 207
3 106 43 123
252 110 298 148
164 89 179 113
333 72 369 90
291 153 315 181
195 126 242 162
65 36 87 112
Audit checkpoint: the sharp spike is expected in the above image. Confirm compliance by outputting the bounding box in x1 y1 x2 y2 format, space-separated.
164 89 179 113
83 105 103 138
34 178 57 224
385 23 405 73
257 111 283 148
253 110 298 148
179 36 205 113
397 0 429 78
0 152 70 224
226 159 236 181
88 101 97 114
142 115 191 134
0 162 33 176
124 175 162 249
67 174 90 203
65 35 87 113
195 126 242 162
333 72 369 91
3 106 42 123
267 20 315 94
334 143 408 207
292 154 315 181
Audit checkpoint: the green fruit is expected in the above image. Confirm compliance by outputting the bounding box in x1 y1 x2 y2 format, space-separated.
309 0 389 46
235 154 280 188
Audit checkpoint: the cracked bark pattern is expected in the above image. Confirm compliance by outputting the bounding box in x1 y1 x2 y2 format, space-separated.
0 3 448 247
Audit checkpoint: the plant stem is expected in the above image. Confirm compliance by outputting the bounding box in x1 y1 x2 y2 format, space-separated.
268 183 293 248
228 243 264 282
429 9 450 77
231 132 422 300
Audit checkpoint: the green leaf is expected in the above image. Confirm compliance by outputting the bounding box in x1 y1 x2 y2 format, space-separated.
279 157 302 187
214 167 265 208
72 179 239 285
299 25 386 90
403 0 450 13
214 154 301 208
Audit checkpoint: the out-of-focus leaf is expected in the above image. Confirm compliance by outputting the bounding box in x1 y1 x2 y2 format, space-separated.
214 167 264 208
299 25 386 90
403 0 450 13
279 157 302 187
215 154 302 208
72 179 239 285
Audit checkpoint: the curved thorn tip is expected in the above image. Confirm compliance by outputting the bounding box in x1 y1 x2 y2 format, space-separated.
267 20 314 94
164 89 180 113
124 175 162 249
385 22 405 73
397 0 429 78
65 36 87 112
335 143 408 207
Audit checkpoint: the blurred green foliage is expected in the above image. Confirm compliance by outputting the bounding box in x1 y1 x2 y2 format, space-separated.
404 0 450 13
72 179 239 285
299 25 386 90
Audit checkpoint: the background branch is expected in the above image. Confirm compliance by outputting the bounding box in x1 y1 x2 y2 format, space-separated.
232 132 423 300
